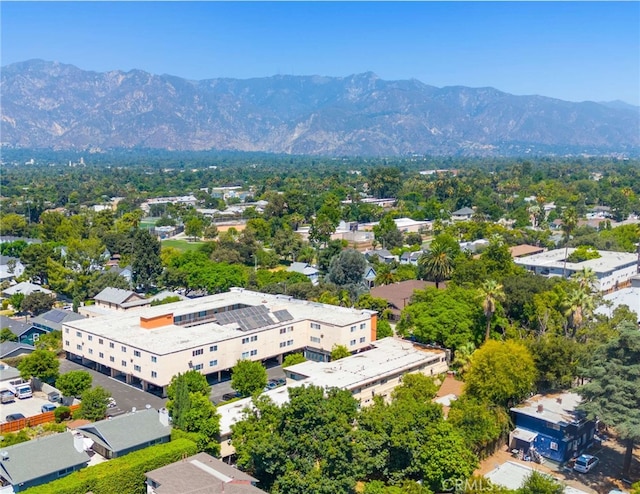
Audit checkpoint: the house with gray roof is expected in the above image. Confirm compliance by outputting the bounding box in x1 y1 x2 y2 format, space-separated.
287 262 320 285
0 316 33 343
0 431 90 492
145 452 265 494
77 408 171 459
93 287 149 312
0 256 24 282
0 341 35 359
2 282 52 298
30 308 86 334
451 207 475 221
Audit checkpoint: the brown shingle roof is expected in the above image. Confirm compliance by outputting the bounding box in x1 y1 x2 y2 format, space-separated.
509 244 545 258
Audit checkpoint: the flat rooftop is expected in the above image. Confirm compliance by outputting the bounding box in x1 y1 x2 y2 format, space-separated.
514 248 637 274
511 392 584 425
65 289 375 355
217 338 446 435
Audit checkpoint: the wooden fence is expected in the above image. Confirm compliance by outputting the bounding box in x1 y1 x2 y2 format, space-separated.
0 404 81 434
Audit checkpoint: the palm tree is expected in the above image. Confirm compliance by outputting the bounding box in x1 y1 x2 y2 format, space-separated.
375 264 397 286
452 342 476 375
571 267 597 291
418 239 454 288
561 207 578 278
479 279 505 342
563 287 595 336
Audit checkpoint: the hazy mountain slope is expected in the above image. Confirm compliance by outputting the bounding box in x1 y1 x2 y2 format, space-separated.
1 60 638 156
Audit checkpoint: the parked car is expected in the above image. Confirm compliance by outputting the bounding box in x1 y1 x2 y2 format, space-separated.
41 403 57 413
574 454 599 473
222 392 242 401
0 390 15 404
275 378 286 386
5 413 25 422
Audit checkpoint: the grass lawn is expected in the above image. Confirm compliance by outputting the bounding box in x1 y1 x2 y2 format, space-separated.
161 239 205 252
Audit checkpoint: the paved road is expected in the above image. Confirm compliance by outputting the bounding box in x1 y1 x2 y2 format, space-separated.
59 358 167 414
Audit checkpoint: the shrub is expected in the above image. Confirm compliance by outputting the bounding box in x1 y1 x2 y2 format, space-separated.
23 438 198 494
567 245 600 263
54 406 71 423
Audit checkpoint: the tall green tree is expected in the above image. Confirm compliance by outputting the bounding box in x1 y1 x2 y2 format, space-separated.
479 279 504 342
373 214 403 250
517 471 564 494
465 340 537 407
131 229 162 290
578 321 640 478
331 344 351 361
17 349 60 383
56 370 93 398
79 386 111 421
327 249 367 287
418 238 455 288
231 359 268 396
21 291 56 316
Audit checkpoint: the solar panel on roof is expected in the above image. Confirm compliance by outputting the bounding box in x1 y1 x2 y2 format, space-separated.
273 309 294 322
215 305 275 331
45 310 68 323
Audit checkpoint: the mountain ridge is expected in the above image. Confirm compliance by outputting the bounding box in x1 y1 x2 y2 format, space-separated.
1 59 638 156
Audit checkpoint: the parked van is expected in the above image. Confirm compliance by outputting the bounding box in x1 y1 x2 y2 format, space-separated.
8 382 33 399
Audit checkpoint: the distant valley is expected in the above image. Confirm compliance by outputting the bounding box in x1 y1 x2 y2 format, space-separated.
1 59 638 157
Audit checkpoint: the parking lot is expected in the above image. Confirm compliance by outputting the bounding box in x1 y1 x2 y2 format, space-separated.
0 391 65 424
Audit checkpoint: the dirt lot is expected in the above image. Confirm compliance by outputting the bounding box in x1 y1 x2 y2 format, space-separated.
477 435 639 494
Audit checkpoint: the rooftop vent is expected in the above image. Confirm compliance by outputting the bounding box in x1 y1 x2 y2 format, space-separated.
537 404 544 413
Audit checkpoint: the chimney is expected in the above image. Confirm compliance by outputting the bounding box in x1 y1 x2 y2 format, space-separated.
159 407 170 427
73 432 85 453
536 404 544 413
556 397 562 404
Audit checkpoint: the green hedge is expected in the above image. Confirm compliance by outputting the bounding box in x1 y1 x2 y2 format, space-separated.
23 438 197 494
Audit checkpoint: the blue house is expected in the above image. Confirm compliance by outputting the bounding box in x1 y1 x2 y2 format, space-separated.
509 392 596 464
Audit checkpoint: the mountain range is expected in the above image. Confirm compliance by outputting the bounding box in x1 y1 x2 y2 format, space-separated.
1 59 638 157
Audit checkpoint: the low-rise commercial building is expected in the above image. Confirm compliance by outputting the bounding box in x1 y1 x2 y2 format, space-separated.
514 248 638 292
63 289 377 396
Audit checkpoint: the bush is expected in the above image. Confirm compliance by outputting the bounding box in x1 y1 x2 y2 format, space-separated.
567 245 600 263
54 406 71 423
23 438 198 494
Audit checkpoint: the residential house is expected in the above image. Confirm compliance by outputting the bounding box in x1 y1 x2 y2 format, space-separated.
596 274 640 323
509 244 546 259
93 287 149 311
77 408 171 459
364 249 396 264
0 316 34 345
287 262 320 285
108 264 133 284
0 431 90 492
451 207 475 221
399 250 423 266
145 452 266 494
0 341 35 359
370 280 432 320
30 309 86 335
0 236 41 246
509 392 596 464
2 282 53 298
0 256 25 282
363 265 377 289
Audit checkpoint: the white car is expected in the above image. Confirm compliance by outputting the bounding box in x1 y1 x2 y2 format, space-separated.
574 454 599 473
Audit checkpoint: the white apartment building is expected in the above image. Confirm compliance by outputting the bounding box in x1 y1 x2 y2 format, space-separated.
514 248 638 293
62 289 377 396
217 337 449 457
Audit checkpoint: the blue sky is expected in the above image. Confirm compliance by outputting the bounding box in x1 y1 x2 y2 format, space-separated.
2 2 639 105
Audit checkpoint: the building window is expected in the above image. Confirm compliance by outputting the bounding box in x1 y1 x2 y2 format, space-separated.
280 328 287 334
242 337 250 344
311 323 321 330
122 360 127 367
76 331 82 337
209 360 218 367
280 341 287 348
241 351 250 359
250 335 258 342
350 339 356 346
110 356 115 362
151 371 157 378
88 348 93 355
134 350 141 357
65 328 69 334
550 442 558 451
351 326 356 332
121 346 126 353
310 336 321 344
99 352 104 358
99 338 103 345
287 339 293 346
193 364 203 370
360 323 366 330
134 365 141 372
250 349 257 356
109 342 114 349
88 335 93 341
76 344 82 351
359 337 366 343
209 345 217 352
192 349 204 356
151 356 157 363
